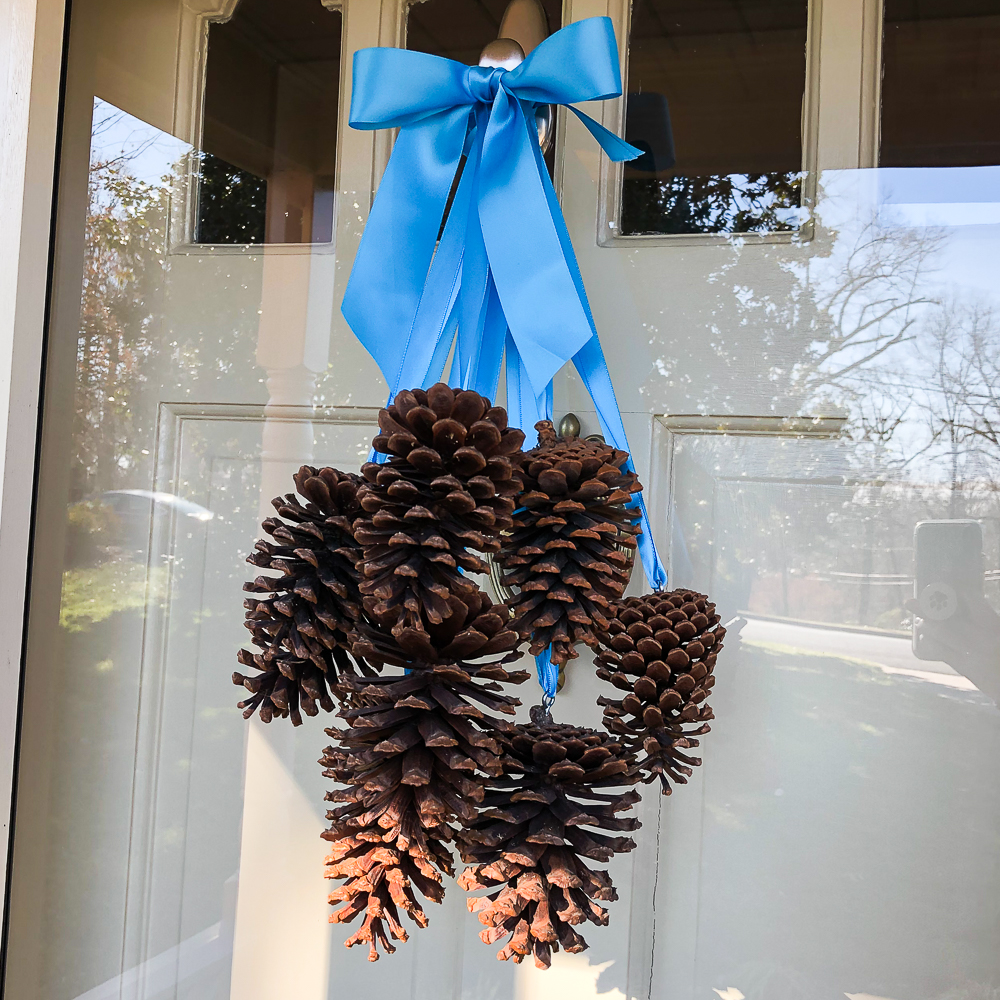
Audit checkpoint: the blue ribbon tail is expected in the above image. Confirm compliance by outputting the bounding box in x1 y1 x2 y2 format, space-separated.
505 335 553 448
342 106 470 386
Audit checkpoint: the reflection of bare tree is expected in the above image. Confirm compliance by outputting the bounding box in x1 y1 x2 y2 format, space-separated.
692 213 1000 630
922 299 1000 497
792 218 944 415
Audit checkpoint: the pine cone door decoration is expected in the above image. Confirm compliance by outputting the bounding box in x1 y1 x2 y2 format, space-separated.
229 385 729 970
497 420 641 669
235 466 372 726
458 711 641 969
595 590 724 794
318 386 532 960
353 384 525 664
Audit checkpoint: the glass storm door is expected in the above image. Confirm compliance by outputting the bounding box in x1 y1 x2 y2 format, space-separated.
5 0 1000 998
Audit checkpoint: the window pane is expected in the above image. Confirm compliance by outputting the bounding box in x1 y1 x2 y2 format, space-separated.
621 0 808 236
881 0 1000 167
199 0 341 244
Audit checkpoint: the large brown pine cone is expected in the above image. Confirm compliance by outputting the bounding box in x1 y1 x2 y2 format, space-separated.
500 421 641 668
353 385 525 663
321 657 529 961
595 590 724 794
457 716 640 969
235 466 371 725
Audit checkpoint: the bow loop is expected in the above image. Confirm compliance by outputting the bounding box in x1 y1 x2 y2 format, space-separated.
349 47 472 128
505 16 626 106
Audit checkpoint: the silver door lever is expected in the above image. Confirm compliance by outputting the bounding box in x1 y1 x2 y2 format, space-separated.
478 0 554 153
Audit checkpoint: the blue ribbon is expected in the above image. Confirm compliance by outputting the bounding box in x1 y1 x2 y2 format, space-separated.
342 16 668 660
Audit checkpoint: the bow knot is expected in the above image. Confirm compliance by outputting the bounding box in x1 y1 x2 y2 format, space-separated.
341 15 668 593
466 65 506 104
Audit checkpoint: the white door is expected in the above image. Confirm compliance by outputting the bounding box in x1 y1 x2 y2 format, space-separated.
5 0 1000 998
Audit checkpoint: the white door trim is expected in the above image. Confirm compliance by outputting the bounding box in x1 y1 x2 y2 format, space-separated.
0 0 65 971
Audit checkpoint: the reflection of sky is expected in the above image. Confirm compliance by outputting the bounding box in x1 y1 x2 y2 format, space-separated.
818 166 1000 299
91 98 189 186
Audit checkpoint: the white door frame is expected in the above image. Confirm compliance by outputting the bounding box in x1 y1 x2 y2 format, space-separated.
0 0 66 973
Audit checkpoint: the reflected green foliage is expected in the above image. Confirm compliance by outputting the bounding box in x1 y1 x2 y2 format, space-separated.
196 152 266 244
621 171 804 235
59 560 167 633
77 158 167 502
76 114 264 505
61 501 166 631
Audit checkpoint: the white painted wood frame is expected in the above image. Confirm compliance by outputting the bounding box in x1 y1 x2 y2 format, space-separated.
0 0 66 961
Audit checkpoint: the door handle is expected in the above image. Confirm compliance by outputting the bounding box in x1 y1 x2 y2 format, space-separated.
478 0 554 154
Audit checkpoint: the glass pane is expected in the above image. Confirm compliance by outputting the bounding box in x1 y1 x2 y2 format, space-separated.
620 0 808 236
881 0 1000 167
8 0 1000 997
199 0 341 244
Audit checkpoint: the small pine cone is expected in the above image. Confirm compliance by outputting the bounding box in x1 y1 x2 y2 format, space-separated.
321 658 529 961
457 715 640 969
594 590 724 794
354 384 525 660
234 466 373 726
500 421 641 668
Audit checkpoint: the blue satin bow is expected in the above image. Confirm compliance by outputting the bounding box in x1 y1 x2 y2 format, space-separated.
342 16 668 694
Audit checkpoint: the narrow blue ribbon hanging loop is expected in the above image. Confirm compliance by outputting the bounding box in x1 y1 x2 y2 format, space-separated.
342 15 670 611
535 649 559 707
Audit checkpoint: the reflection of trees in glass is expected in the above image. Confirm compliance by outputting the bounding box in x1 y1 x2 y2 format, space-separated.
76 130 263 508
922 299 1000 502
621 171 804 235
674 207 1000 629
196 152 266 244
60 499 167 630
77 157 167 502
791 219 943 420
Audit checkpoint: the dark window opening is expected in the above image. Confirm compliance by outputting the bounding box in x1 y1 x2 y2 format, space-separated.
621 0 808 237
198 0 341 245
881 0 1000 168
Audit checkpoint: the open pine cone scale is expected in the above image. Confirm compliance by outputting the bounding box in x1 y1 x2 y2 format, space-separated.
234 466 371 725
353 385 525 665
322 656 528 961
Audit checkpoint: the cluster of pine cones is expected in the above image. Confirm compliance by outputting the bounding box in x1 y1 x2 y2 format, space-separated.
233 386 726 966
